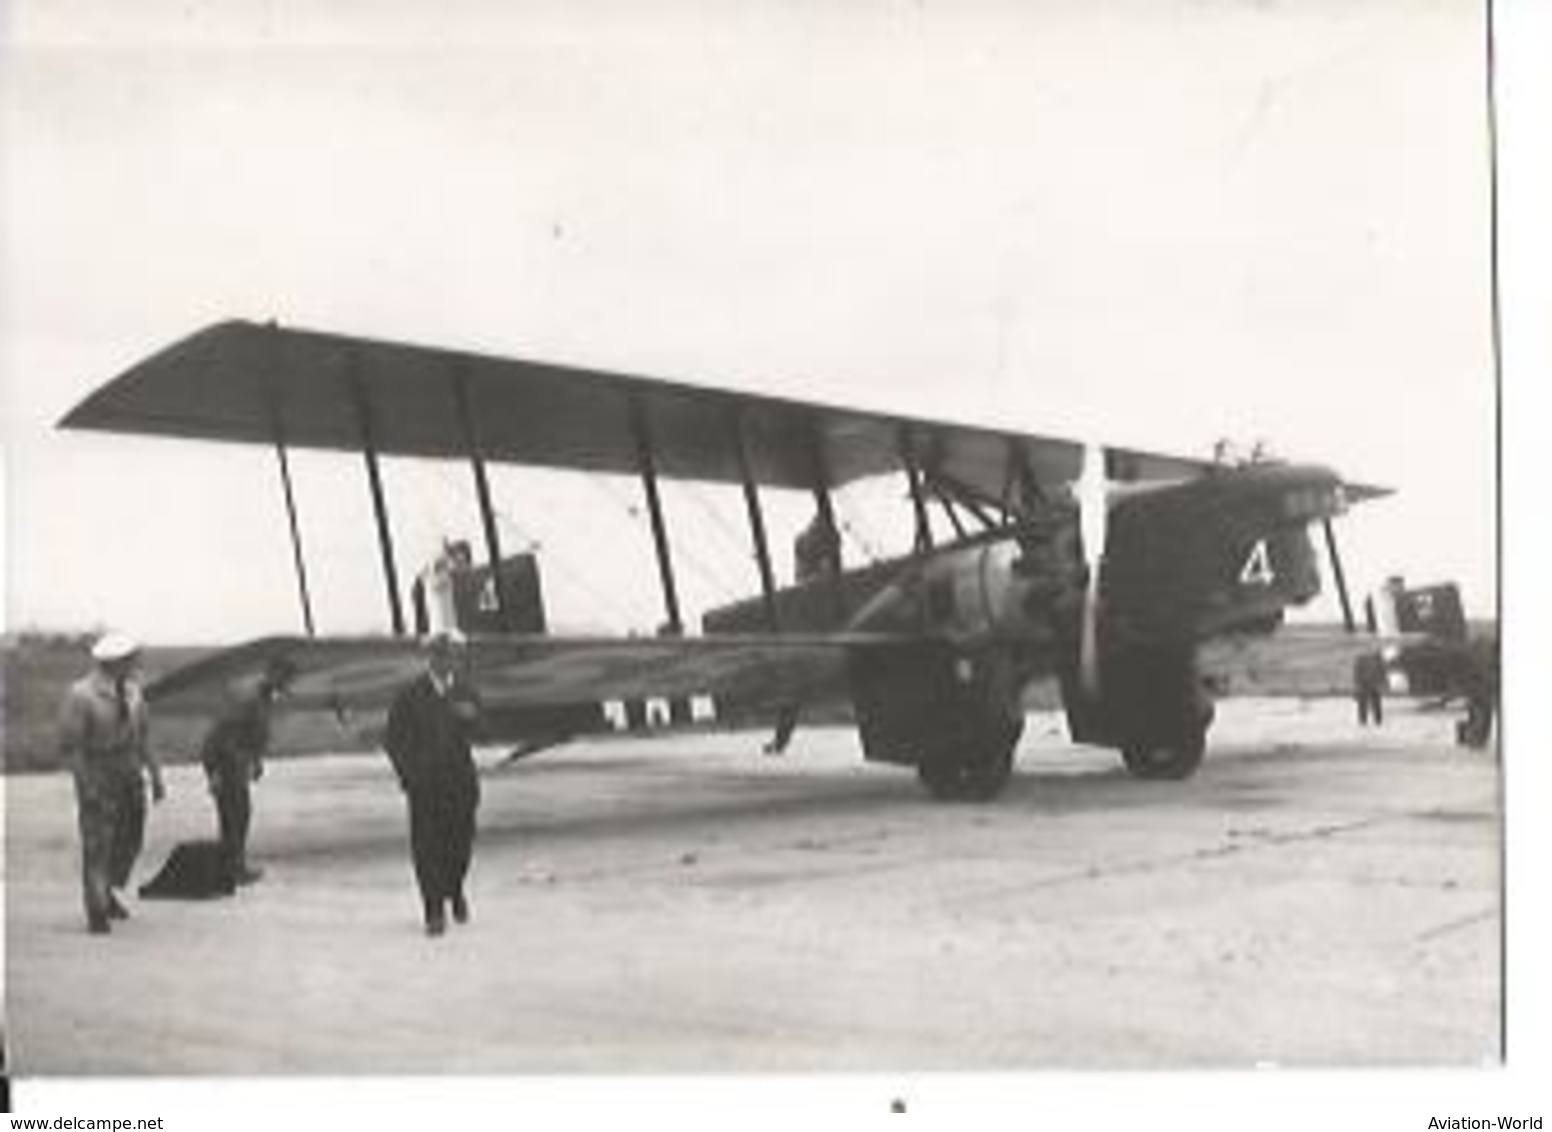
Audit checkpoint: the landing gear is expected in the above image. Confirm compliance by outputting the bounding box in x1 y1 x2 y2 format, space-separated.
850 644 1029 803
916 717 1024 802
1116 666 1213 782
1120 729 1205 780
1060 641 1215 783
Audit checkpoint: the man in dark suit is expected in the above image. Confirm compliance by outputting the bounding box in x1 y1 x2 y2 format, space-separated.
384 632 482 936
1352 650 1387 727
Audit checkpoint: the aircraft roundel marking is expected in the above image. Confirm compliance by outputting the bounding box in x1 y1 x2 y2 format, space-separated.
1238 538 1276 588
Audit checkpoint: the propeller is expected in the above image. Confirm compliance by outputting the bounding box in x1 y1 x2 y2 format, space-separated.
1076 442 1110 698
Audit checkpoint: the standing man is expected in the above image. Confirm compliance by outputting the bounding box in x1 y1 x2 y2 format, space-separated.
763 510 843 756
1353 650 1386 727
1458 635 1499 750
412 539 475 636
200 656 297 885
384 632 482 937
57 632 165 934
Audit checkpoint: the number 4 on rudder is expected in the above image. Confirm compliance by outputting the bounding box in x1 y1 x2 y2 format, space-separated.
1238 538 1276 587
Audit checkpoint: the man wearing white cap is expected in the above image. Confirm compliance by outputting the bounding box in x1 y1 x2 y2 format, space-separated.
58 631 166 933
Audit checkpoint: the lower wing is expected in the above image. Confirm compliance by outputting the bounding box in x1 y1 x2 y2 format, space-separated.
146 631 927 717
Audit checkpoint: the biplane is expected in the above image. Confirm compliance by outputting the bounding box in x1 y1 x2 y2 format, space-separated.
1364 578 1490 698
1358 577 1498 746
60 320 1388 800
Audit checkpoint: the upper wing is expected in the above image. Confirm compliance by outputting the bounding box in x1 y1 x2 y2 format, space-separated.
146 631 921 716
60 320 1215 501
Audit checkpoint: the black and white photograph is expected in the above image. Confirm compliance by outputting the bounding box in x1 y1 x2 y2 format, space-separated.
2 0 1545 1124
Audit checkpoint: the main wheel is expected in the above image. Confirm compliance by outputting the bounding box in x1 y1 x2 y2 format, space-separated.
1116 659 1212 781
1120 728 1205 780
916 759 968 800
916 718 1023 802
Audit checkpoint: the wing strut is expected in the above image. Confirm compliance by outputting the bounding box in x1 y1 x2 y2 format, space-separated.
1008 439 1045 520
1321 517 1357 633
629 396 684 635
264 326 316 637
900 428 934 552
806 427 846 624
350 365 407 636
729 406 779 630
924 471 999 532
631 397 693 724
938 495 968 540
272 431 316 636
453 369 511 628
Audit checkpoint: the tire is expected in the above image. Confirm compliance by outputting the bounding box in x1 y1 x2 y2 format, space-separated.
1117 655 1211 781
959 743 1015 801
916 718 1023 802
1120 728 1205 781
917 759 968 801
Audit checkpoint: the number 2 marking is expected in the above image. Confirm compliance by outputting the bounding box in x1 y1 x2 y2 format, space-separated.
1239 539 1276 587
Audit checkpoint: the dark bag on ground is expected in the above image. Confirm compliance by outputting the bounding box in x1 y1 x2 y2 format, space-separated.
138 840 236 899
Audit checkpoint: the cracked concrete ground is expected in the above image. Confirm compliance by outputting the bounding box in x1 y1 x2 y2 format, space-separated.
3 697 1500 1074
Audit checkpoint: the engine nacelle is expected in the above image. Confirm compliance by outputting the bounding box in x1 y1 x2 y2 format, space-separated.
1098 464 1336 646
1055 463 1345 779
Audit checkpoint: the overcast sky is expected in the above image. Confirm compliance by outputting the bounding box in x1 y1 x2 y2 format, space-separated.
2 0 1497 642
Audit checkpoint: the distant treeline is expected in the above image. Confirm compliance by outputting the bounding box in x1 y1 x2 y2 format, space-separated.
2 634 379 775
8 618 1431 774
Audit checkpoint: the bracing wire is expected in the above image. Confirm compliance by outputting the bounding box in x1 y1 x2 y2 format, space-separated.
489 508 640 626
679 481 758 562
415 460 771 621
420 460 641 626
836 494 884 565
585 475 745 605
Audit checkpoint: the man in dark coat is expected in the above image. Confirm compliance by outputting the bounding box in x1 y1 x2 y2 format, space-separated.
384 632 482 936
1352 650 1387 727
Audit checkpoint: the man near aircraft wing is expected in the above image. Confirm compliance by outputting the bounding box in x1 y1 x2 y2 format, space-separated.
763 510 845 756
199 655 297 885
384 631 483 937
